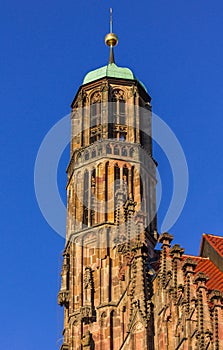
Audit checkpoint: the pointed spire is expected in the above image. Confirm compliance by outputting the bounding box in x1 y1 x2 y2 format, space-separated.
105 8 118 64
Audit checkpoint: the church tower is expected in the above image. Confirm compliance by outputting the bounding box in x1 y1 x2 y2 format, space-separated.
58 11 158 350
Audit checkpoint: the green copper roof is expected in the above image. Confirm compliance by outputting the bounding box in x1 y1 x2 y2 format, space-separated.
83 63 135 84
82 63 148 93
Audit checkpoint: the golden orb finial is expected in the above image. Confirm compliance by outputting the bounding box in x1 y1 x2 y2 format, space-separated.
104 8 118 64
105 33 118 48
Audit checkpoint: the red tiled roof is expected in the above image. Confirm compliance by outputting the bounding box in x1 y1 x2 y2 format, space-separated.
184 255 223 292
201 233 223 258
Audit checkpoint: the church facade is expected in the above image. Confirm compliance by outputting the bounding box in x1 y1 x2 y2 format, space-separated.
58 25 223 350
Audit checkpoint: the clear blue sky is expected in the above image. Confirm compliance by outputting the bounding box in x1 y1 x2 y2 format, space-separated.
1 0 223 348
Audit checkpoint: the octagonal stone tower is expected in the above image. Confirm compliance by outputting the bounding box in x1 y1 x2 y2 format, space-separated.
58 23 158 350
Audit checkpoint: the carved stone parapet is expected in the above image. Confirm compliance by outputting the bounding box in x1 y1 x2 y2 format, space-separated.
114 124 127 132
58 290 69 308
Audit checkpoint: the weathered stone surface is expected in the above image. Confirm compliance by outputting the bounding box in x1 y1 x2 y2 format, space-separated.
58 75 223 350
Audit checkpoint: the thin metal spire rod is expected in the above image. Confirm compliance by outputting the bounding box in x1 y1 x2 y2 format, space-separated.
110 8 113 33
105 8 118 64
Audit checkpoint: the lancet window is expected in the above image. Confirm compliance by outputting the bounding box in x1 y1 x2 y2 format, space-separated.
112 89 126 140
112 89 126 124
90 91 102 144
83 171 89 227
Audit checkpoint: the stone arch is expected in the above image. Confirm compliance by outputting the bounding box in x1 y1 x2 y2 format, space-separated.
89 89 101 103
106 143 112 155
83 232 97 247
114 145 120 155
130 147 134 157
92 148 96 158
111 87 127 101
122 146 127 157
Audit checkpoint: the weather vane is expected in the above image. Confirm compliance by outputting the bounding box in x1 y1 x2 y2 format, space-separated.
105 8 118 64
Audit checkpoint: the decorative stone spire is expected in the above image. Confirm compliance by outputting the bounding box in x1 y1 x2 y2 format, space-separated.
104 8 118 64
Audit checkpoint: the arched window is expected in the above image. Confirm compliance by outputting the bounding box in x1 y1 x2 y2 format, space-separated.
90 91 102 144
112 89 126 140
106 144 112 155
112 89 126 122
92 149 96 158
85 151 89 161
90 91 101 126
83 171 89 227
114 145 119 155
122 147 127 156
130 148 134 157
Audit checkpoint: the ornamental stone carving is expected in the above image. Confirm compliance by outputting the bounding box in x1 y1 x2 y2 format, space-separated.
112 88 125 100
91 91 101 104
58 291 69 308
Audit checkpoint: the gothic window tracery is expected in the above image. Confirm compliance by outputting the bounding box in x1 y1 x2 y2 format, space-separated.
90 91 102 144
112 89 127 140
